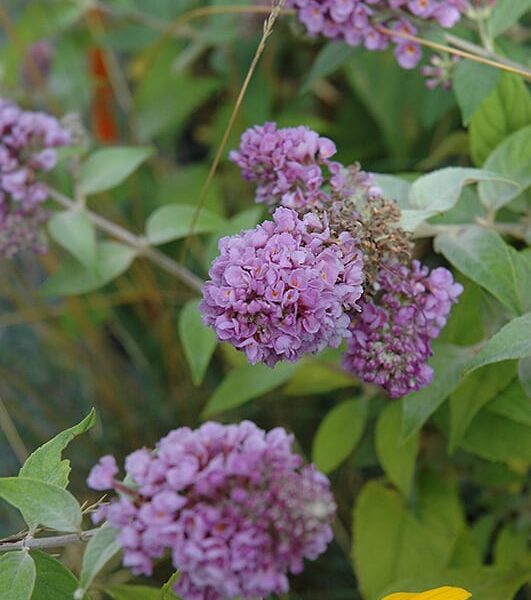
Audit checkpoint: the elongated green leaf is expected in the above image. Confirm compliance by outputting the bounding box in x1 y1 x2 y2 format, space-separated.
400 168 518 232
179 300 217 386
31 551 81 600
161 572 181 599
19 409 96 488
0 477 82 532
452 60 500 125
448 362 516 452
78 146 154 196
284 359 356 396
465 313 531 374
487 0 531 36
146 205 225 245
42 242 136 296
401 344 472 440
48 211 97 272
0 552 36 600
478 125 531 210
435 226 526 316
203 362 297 417
312 398 369 474
494 524 531 568
470 73 531 165
376 403 419 496
302 41 356 92
77 526 120 594
518 356 531 398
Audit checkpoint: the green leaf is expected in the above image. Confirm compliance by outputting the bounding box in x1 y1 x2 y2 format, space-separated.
106 585 161 600
487 0 531 37
435 226 526 316
0 477 82 532
470 73 531 165
48 211 97 272
78 146 154 196
400 168 518 232
465 313 531 374
203 362 297 417
376 403 419 496
312 398 369 474
452 60 500 125
146 205 225 245
31 551 81 600
77 526 120 595
478 125 531 210
19 409 96 488
161 572 181 599
401 344 472 440
179 300 217 386
0 552 36 600
518 355 531 398
302 41 356 92
284 359 356 396
487 379 531 426
448 361 516 452
373 174 412 209
462 410 531 462
42 242 136 296
494 524 531 568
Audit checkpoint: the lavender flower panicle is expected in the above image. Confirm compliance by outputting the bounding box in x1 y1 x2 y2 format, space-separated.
343 260 463 398
0 98 70 258
201 206 364 366
286 0 468 69
229 121 341 210
87 421 336 600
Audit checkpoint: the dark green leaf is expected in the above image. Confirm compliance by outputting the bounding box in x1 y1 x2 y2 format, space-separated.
31 551 80 600
487 0 531 37
312 398 368 473
302 42 356 92
452 60 500 125
487 378 531 426
106 585 161 600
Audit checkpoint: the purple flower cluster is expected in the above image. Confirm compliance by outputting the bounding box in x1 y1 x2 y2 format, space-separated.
229 122 342 210
0 98 70 258
342 260 463 397
88 421 335 600
201 206 364 366
286 0 468 68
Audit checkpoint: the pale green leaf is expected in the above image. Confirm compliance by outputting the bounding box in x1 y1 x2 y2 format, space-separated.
161 572 181 599
478 125 531 210
106 585 160 600
302 41 356 92
19 409 96 488
487 0 531 36
376 403 419 496
42 242 136 296
312 398 368 473
465 313 531 374
146 205 225 245
48 211 97 272
401 344 472 440
435 226 526 316
203 362 297 417
77 526 120 594
452 60 500 125
78 146 154 196
494 524 531 568
284 360 356 396
0 552 35 600
179 300 217 386
0 477 82 532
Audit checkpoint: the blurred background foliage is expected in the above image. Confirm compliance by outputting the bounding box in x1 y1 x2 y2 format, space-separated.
0 1 530 599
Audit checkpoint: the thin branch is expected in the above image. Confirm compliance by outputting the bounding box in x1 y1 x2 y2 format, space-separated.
0 394 28 465
377 25 531 80
0 529 99 553
48 189 204 293
181 0 287 257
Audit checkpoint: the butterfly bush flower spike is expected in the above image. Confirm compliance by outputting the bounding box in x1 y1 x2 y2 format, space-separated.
87 421 336 600
343 261 463 398
0 98 71 258
201 207 364 366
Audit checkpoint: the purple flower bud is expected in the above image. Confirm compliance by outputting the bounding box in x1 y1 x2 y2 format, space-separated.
87 455 118 490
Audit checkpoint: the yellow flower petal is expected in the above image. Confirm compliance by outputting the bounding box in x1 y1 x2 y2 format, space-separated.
382 586 472 600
